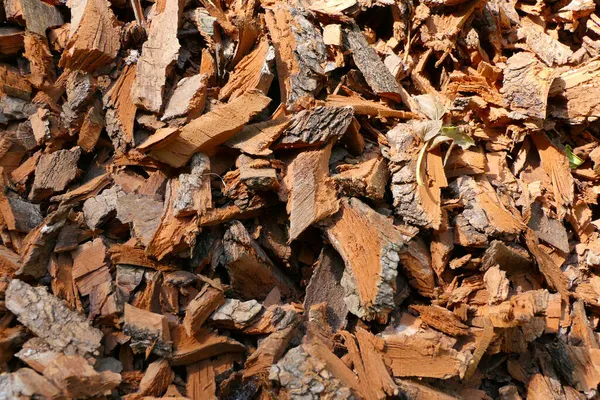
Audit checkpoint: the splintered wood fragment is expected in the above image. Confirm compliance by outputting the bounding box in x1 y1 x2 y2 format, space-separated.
43 355 121 398
15 338 61 373
525 230 570 300
387 122 445 229
49 173 111 203
131 359 174 398
484 265 510 305
569 300 598 348
546 341 600 392
0 28 25 54
222 220 298 300
450 176 523 239
162 74 208 121
23 33 56 88
264 3 327 106
7 0 64 36
530 131 574 221
131 0 181 113
325 197 434 320
502 52 555 119
170 325 245 366
186 360 217 400
71 237 108 297
381 329 471 379
353 327 398 400
0 65 32 100
83 184 124 230
304 247 348 332
16 206 68 278
410 305 469 336
0 368 61 399
104 63 137 151
518 19 573 66
77 102 104 152
146 179 199 260
137 127 180 153
219 36 274 101
225 116 291 156
150 90 271 168
343 23 401 101
287 142 339 241
334 153 389 201
5 279 103 358
29 147 81 202
59 0 121 72
0 190 42 233
549 57 600 123
173 153 212 217
237 155 279 191
326 95 419 118
277 106 354 149
124 303 172 357
184 284 225 337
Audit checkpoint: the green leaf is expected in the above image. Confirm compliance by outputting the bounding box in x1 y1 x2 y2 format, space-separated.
414 94 446 121
439 126 475 150
412 120 443 141
565 145 584 169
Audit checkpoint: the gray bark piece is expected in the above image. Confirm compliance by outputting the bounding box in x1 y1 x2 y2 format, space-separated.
343 23 401 99
116 194 164 246
29 147 81 202
5 280 103 359
210 299 263 327
278 106 353 149
527 202 570 253
83 185 125 230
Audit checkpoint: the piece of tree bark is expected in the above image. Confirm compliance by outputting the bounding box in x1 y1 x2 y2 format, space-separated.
518 18 573 66
287 142 339 241
43 354 121 398
0 65 32 100
162 74 208 121
527 201 569 252
343 23 402 101
222 220 298 301
325 197 434 320
104 63 137 151
170 325 245 366
220 37 275 101
9 151 40 193
184 284 225 337
0 27 24 54
548 57 600 123
530 131 574 221
243 311 300 379
173 153 211 217
29 147 81 202
0 368 61 400
149 90 271 168
77 101 104 152
304 247 349 332
5 279 103 358
225 116 291 157
264 3 327 107
15 338 61 374
123 303 172 357
209 298 263 330
59 0 121 72
23 32 56 88
236 154 279 191
116 194 164 246
502 52 555 119
186 359 217 400
16 206 68 278
0 190 42 233
381 329 471 379
131 0 181 113
410 305 469 336
5 0 63 36
49 173 111 204
277 106 354 149
129 359 174 398
83 184 124 230
334 152 389 201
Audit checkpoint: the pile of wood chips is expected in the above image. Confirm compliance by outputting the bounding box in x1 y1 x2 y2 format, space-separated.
2 0 600 398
